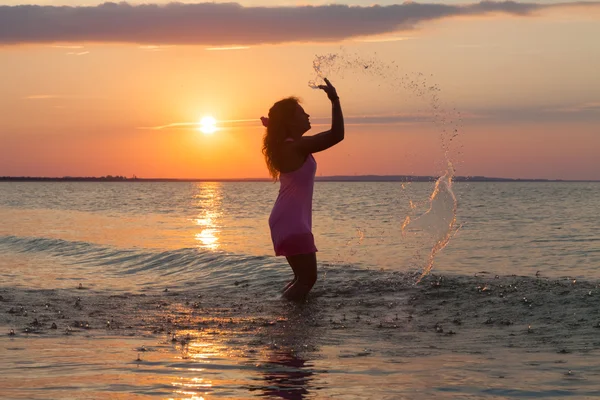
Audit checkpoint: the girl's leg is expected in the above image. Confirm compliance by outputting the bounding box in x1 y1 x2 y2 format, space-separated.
282 257 301 292
282 253 317 302
282 275 297 293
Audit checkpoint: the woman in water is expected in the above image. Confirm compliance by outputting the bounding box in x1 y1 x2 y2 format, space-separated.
261 78 344 301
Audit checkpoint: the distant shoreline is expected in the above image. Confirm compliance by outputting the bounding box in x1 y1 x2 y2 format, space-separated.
1 176 597 183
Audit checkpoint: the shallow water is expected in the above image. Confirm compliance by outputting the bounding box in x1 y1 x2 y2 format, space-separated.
2 181 600 398
3 271 600 399
3 333 600 399
1 181 599 284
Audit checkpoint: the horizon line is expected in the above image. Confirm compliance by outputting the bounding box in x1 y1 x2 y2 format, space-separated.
0 175 598 183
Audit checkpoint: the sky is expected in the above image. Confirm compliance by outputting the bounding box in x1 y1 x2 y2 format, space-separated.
1 0 599 180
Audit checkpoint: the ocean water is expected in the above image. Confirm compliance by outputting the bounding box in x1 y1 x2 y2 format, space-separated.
2 181 600 399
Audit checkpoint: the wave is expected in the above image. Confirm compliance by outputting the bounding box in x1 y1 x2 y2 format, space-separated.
0 234 418 297
0 235 288 290
3 234 598 305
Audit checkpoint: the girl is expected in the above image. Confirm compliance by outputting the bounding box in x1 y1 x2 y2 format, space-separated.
261 78 344 301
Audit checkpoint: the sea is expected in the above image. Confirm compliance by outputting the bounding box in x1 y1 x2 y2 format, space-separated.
1 181 600 399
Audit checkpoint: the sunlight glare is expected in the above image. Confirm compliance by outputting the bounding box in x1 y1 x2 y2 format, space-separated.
199 116 217 135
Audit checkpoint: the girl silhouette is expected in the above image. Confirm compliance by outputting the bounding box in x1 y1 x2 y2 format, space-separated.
261 78 344 301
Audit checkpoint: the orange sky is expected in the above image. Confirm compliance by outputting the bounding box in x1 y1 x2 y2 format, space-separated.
1 1 599 180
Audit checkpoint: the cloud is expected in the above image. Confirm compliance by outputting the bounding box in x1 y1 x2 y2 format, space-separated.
138 44 172 51
355 35 414 43
466 103 600 124
205 46 250 51
138 104 600 131
0 1 598 46
552 102 600 113
137 113 443 131
23 94 70 99
137 118 258 130
22 94 102 100
137 122 199 130
66 51 90 55
51 45 84 49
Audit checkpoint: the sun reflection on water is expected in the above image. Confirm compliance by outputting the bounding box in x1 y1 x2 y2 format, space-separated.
193 183 222 250
158 300 320 400
168 329 234 400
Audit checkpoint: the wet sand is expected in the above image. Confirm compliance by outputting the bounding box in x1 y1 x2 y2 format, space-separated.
3 272 600 398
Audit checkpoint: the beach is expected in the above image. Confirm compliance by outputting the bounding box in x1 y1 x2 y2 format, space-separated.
2 181 600 398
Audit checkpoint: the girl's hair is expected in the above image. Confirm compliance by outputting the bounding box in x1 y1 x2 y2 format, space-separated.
262 97 300 181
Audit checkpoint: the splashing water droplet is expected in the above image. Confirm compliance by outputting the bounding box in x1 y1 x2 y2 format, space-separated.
403 165 459 283
309 49 461 282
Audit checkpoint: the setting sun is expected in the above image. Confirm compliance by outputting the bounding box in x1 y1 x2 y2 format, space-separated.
199 116 217 134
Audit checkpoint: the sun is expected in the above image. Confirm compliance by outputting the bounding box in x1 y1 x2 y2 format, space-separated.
199 116 217 134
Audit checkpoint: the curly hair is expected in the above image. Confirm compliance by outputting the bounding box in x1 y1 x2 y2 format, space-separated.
262 97 301 181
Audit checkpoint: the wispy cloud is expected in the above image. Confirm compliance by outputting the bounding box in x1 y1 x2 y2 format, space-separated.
51 45 84 49
66 51 89 55
137 114 443 131
1 1 598 46
355 36 414 43
454 44 498 48
138 44 172 51
137 122 199 130
137 118 259 130
138 104 600 131
552 102 600 113
205 46 250 51
464 103 600 124
22 94 101 100
23 94 69 100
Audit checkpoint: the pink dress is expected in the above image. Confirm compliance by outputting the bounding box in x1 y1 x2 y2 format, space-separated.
268 143 318 257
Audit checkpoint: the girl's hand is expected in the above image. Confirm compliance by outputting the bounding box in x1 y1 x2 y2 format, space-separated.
318 78 339 102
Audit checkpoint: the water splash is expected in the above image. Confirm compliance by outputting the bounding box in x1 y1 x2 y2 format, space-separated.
402 165 459 283
308 54 341 89
309 49 461 282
